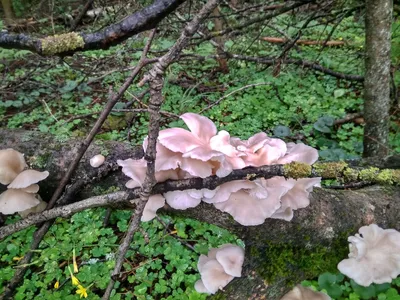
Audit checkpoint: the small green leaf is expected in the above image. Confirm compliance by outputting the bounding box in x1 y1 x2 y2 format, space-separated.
334 88 346 98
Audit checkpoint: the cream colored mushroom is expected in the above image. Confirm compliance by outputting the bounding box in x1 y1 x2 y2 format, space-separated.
20 184 40 193
197 260 234 294
0 149 27 185
90 154 105 168
280 285 331 300
141 195 165 222
0 189 40 215
8 170 49 189
19 196 47 218
215 244 245 277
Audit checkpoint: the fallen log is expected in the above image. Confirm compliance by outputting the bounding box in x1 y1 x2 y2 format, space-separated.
0 129 399 299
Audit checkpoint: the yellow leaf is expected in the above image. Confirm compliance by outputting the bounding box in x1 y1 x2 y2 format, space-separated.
73 248 79 273
54 281 59 289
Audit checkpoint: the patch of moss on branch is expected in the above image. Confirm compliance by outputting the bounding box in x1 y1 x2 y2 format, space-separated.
283 162 312 179
41 32 84 56
313 161 348 178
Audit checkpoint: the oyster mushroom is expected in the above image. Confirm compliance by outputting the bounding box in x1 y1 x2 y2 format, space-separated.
281 285 330 300
8 170 49 189
0 189 40 215
0 149 27 185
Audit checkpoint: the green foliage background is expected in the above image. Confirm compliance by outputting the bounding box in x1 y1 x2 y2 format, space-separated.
0 2 400 300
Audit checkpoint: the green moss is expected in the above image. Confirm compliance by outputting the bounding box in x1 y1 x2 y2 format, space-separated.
92 185 121 196
251 233 350 286
283 162 312 179
41 32 84 56
29 153 52 169
343 168 359 182
358 167 380 182
376 169 400 185
313 161 348 178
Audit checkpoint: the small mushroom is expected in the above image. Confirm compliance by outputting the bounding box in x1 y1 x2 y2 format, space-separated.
90 154 105 168
215 244 245 277
8 170 49 189
194 280 210 294
19 196 47 218
20 184 40 193
197 260 234 294
280 285 331 300
0 189 40 215
0 149 27 185
141 195 165 222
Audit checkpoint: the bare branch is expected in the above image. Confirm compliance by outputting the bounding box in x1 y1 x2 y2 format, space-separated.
0 0 186 55
102 1 223 297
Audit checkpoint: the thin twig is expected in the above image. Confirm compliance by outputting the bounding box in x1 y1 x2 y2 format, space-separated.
71 0 95 31
101 28 158 300
199 82 271 113
102 1 221 298
0 26 156 300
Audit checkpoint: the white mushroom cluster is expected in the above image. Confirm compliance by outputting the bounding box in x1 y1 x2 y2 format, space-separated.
195 244 244 294
337 224 400 286
0 149 49 217
280 285 331 300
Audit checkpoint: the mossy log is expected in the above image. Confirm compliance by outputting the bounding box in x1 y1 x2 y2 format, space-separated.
1 129 400 299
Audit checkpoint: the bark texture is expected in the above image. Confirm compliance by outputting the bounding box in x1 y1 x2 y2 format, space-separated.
363 0 393 157
1 129 400 299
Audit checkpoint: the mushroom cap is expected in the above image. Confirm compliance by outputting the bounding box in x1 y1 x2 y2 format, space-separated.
141 195 165 222
215 244 245 277
90 154 105 167
0 148 27 185
277 142 319 165
265 177 321 221
214 186 286 226
194 279 210 294
337 224 400 286
280 285 331 300
20 184 40 193
163 189 203 210
199 259 234 294
8 170 49 189
0 189 40 214
19 197 47 218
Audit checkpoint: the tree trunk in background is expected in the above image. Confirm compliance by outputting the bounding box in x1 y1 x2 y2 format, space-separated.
212 6 229 73
363 0 393 157
1 0 15 25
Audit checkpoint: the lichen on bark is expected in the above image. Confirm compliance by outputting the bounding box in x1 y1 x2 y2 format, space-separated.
40 32 84 56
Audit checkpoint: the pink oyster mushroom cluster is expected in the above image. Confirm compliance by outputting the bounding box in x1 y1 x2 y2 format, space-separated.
338 224 400 287
195 244 245 294
117 113 321 224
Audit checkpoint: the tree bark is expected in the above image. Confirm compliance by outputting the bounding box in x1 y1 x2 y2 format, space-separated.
1 0 15 25
363 0 393 157
1 129 400 299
